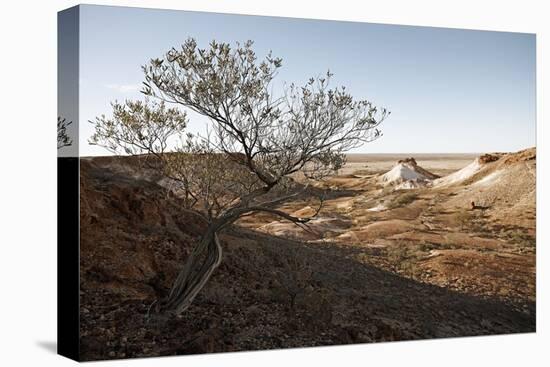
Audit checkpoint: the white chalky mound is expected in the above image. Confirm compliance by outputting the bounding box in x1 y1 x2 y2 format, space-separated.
379 158 438 188
433 153 501 187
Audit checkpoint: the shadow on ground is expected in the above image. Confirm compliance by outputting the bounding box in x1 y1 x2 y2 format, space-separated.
36 341 57 354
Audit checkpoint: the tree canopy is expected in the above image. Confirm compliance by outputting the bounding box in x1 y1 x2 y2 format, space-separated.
90 38 389 315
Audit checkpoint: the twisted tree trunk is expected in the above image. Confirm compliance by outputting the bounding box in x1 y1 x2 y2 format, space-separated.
158 223 224 315
154 203 311 316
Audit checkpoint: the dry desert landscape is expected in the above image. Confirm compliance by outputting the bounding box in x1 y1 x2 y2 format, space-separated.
79 147 536 360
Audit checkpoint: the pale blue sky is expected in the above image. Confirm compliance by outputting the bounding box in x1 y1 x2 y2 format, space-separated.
72 4 536 156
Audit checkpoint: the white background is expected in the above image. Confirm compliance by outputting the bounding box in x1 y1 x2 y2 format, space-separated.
0 0 547 365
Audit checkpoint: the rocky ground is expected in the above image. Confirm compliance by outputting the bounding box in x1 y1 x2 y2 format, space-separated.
78 149 536 361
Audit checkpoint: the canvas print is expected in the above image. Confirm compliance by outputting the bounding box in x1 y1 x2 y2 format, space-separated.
57 4 536 361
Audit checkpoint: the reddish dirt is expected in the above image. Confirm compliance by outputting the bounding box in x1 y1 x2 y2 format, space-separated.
79 155 535 361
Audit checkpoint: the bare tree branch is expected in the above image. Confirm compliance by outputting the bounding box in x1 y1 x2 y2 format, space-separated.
57 116 73 150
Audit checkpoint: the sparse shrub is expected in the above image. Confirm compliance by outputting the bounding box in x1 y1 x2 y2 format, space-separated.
451 209 473 229
506 229 535 250
352 169 376 176
382 241 449 280
274 254 313 310
418 242 438 252
439 242 457 250
388 192 418 209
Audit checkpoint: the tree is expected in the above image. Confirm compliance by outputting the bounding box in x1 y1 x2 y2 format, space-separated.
90 38 389 316
57 116 73 149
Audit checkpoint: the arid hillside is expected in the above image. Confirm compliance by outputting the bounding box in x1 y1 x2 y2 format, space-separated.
78 148 536 361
